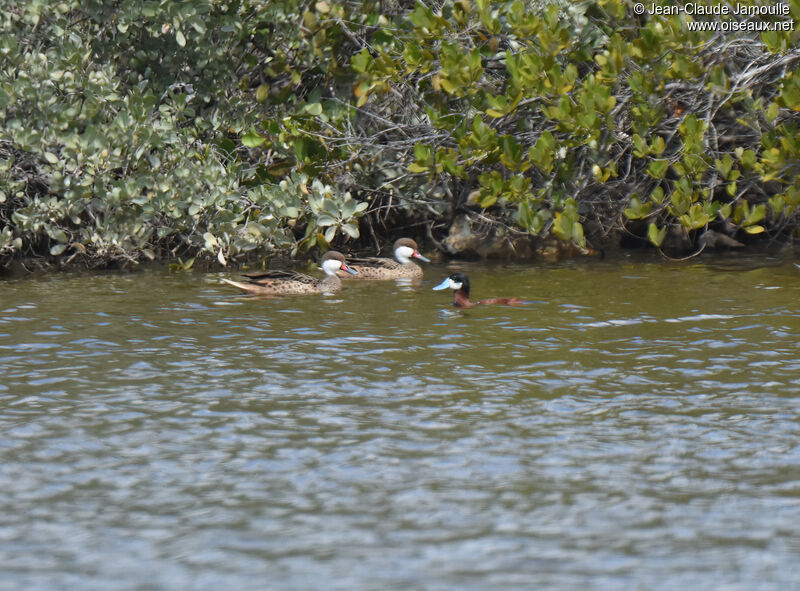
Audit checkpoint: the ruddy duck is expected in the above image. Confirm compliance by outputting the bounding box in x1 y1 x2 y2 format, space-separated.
222 251 358 295
433 272 526 308
343 238 430 280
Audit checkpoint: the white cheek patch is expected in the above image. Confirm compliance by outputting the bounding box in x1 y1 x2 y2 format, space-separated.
449 280 463 290
395 246 414 264
321 259 341 275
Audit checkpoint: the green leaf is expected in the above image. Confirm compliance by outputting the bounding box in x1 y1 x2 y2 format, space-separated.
552 211 574 242
745 203 766 225
256 84 270 102
743 225 764 234
342 222 359 238
715 154 734 180
571 221 586 248
736 148 757 169
246 222 268 237
317 214 336 226
50 229 68 243
529 131 554 173
50 243 67 256
322 200 340 217
44 152 59 164
341 199 358 218
242 131 266 148
647 223 667 247
176 30 186 47
650 186 665 204
679 203 712 230
293 137 323 161
203 232 218 248
351 48 374 73
499 135 523 170
647 159 670 179
633 134 647 158
623 196 653 220
414 143 431 161
480 192 498 208
766 102 779 122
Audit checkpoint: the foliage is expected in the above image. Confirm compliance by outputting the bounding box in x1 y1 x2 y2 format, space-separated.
328 0 800 253
1 0 800 269
0 0 368 267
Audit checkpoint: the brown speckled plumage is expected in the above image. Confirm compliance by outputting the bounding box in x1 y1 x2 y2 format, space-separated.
344 238 429 280
222 251 355 295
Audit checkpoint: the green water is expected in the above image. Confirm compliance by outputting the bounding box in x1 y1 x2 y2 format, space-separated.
1 255 799 589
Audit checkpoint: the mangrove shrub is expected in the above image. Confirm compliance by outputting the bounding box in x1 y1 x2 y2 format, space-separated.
1 0 799 268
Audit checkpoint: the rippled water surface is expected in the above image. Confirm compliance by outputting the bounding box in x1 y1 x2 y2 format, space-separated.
1 256 799 590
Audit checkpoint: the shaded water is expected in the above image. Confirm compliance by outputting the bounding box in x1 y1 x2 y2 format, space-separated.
1 255 799 589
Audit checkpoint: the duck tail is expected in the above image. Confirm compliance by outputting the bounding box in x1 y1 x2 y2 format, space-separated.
221 278 261 294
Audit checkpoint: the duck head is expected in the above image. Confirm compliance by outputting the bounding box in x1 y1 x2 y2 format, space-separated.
394 238 430 265
321 251 358 276
432 272 470 297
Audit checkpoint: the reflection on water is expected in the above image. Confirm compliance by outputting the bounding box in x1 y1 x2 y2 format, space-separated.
1 255 799 589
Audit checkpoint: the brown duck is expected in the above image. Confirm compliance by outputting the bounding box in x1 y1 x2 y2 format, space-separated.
343 238 430 280
432 272 527 308
222 251 358 295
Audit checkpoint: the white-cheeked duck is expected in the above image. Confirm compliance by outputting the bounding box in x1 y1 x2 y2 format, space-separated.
343 238 430 280
222 251 358 295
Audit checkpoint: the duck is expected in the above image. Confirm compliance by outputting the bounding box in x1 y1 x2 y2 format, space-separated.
342 238 430 280
222 251 358 295
432 272 526 308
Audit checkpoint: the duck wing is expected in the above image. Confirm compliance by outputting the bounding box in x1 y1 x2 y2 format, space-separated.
242 269 317 286
347 256 400 269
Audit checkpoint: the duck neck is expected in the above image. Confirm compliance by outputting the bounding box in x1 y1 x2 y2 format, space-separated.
453 289 474 308
321 273 341 286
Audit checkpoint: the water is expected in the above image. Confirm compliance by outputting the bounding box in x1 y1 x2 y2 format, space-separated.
1 255 799 589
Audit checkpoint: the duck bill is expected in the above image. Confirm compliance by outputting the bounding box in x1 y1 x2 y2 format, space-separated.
413 251 431 263
432 277 451 290
341 263 359 275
